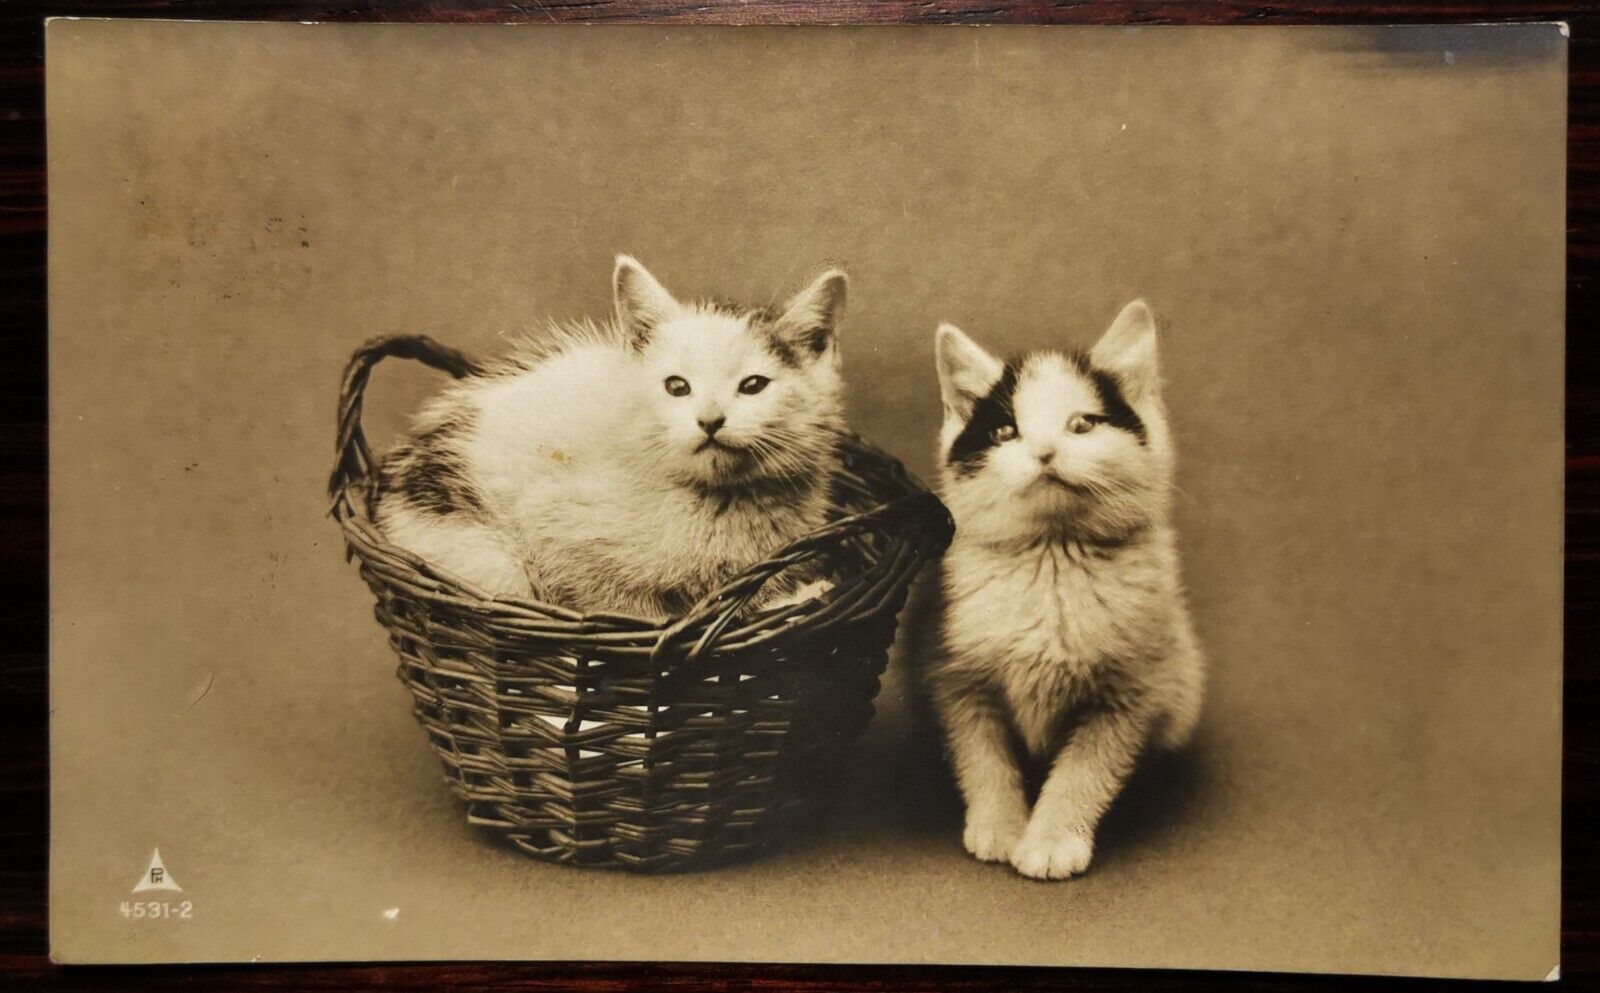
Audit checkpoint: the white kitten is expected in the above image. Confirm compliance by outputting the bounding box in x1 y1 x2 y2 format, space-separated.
923 300 1204 880
375 256 849 619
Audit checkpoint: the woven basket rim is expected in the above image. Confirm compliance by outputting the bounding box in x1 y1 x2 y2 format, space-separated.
329 334 954 662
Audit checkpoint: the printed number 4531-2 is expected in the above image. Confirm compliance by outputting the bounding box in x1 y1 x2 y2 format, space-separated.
119 900 192 920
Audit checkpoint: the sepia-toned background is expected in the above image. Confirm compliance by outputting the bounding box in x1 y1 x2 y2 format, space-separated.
47 20 1564 978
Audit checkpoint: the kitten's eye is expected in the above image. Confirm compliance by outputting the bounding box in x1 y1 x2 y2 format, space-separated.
1067 413 1098 435
991 423 1018 443
738 375 771 396
664 376 691 397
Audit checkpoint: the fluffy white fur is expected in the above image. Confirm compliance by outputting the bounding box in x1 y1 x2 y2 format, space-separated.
925 300 1204 880
375 256 849 620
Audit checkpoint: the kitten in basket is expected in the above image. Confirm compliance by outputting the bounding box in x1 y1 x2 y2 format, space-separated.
375 256 847 620
923 300 1204 880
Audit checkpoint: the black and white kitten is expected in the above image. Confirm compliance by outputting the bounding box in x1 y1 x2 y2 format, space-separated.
925 300 1204 880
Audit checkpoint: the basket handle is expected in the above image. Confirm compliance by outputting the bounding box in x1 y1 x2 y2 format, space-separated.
328 335 484 509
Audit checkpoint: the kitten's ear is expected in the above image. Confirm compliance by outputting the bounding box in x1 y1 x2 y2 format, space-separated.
774 269 848 359
935 323 1003 420
613 255 681 347
1091 299 1160 402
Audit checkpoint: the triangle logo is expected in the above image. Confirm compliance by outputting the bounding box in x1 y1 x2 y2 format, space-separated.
131 848 182 893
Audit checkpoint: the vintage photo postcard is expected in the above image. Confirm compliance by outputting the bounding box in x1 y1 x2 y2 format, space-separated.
46 19 1564 979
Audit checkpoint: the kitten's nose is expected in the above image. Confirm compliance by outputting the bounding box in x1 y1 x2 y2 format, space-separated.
1033 443 1055 465
698 414 726 437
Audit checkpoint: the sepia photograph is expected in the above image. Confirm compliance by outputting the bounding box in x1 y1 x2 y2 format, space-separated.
45 18 1564 981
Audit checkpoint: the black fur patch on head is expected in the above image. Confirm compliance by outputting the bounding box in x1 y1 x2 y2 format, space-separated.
797 325 832 356
1087 365 1147 442
743 307 802 369
763 334 802 368
1065 350 1146 442
946 362 1019 476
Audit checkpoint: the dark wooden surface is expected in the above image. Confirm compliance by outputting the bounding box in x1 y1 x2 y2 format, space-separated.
2 1 1593 989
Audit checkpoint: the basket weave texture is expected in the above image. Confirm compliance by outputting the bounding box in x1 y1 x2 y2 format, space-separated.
329 335 953 872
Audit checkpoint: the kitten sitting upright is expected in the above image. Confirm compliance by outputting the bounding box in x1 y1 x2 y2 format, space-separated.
924 300 1204 880
375 256 848 619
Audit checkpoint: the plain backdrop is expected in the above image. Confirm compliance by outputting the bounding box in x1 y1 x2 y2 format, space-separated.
47 20 1564 979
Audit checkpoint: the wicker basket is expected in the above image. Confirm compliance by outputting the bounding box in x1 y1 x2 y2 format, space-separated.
329 335 953 872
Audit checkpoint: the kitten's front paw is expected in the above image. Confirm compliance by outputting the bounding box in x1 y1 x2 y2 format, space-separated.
963 809 1028 863
1009 824 1094 880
